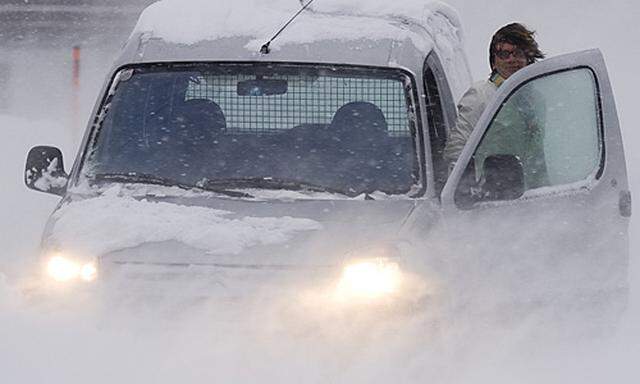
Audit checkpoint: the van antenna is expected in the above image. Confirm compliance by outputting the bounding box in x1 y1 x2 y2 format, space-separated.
260 0 316 54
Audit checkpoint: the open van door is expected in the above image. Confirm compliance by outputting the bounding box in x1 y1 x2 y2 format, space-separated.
440 50 630 317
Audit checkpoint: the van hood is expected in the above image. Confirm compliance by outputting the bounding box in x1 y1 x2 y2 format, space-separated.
44 191 423 268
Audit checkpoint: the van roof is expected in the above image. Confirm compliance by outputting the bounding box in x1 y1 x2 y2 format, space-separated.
115 0 472 100
131 0 461 47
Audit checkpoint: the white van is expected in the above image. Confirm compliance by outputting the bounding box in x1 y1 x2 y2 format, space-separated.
24 1 630 315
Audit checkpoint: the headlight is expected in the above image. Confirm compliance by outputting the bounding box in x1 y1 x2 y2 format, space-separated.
46 255 97 283
335 258 402 301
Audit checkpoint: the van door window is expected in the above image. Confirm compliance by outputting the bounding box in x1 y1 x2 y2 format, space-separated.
424 52 459 197
423 67 448 194
455 68 603 206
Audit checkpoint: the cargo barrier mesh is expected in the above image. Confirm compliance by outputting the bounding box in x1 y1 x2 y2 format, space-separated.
186 74 411 136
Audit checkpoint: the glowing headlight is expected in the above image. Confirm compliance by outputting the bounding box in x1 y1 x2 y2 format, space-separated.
80 263 98 282
46 255 97 282
335 258 402 300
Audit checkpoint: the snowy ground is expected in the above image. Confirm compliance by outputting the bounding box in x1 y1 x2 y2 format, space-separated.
1 1 638 383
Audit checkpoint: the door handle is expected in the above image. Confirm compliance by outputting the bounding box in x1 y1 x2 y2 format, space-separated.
619 190 632 218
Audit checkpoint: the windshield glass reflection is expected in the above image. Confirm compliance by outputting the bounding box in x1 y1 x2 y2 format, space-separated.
86 63 418 196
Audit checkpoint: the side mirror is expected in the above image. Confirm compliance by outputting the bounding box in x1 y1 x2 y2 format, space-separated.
481 154 525 201
24 146 69 196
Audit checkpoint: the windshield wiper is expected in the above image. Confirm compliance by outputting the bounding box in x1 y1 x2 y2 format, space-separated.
199 177 346 195
92 173 253 198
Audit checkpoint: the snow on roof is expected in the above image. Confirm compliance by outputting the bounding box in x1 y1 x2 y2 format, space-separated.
309 0 462 29
130 0 471 100
132 0 462 52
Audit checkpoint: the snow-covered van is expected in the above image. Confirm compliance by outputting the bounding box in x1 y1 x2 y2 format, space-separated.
24 1 630 316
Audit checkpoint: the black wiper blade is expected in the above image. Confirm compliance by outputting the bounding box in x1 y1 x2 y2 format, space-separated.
92 173 253 198
95 172 183 187
200 177 343 195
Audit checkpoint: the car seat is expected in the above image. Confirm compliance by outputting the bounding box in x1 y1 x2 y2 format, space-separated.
328 101 391 194
329 101 389 147
172 99 226 144
152 98 226 180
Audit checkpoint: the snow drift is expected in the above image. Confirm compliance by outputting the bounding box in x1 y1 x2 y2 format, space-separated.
0 0 639 383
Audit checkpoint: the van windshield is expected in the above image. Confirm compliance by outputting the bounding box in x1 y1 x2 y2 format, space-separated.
86 63 419 197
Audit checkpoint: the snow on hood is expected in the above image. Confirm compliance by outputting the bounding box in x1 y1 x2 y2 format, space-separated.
47 192 323 258
133 0 459 51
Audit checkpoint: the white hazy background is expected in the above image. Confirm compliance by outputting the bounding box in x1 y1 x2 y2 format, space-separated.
0 1 638 383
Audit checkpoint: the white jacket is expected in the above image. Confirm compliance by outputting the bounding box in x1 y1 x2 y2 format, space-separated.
443 79 498 165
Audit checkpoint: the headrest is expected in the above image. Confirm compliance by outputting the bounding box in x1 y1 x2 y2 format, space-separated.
329 101 388 145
